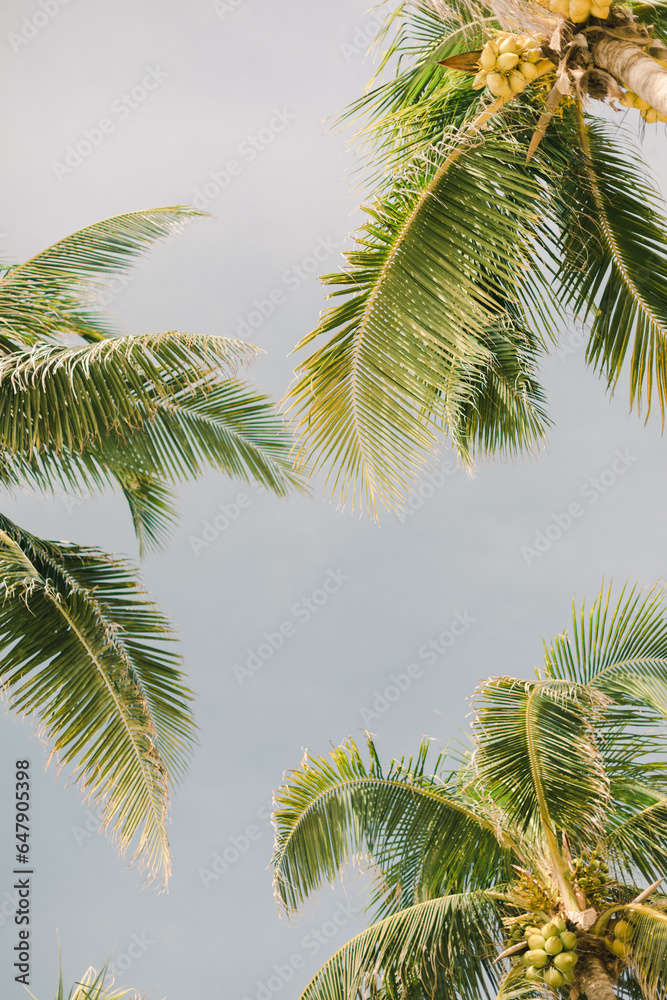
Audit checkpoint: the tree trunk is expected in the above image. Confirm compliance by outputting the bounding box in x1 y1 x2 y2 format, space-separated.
594 38 667 114
580 955 617 1000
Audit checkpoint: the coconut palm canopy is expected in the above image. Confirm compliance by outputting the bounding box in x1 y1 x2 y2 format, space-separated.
272 582 667 1000
287 0 667 516
0 207 304 885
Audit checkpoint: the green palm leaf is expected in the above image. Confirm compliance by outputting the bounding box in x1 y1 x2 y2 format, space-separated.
0 335 304 553
0 206 205 347
542 581 667 720
0 332 254 455
287 129 547 515
472 678 610 856
298 892 499 1000
0 513 195 885
272 735 511 917
555 113 667 420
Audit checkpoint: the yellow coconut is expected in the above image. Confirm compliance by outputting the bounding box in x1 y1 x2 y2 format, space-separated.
569 0 591 20
499 36 519 54
472 70 487 89
497 51 520 71
480 45 498 69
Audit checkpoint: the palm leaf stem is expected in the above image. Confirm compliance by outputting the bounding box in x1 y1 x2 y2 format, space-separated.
524 685 581 911
593 902 667 936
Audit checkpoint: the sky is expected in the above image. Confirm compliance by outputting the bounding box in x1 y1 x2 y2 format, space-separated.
1 1 667 998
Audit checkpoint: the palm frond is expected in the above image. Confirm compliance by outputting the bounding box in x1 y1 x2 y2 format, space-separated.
0 514 196 885
287 128 547 515
0 332 255 457
555 112 667 422
297 892 500 1000
0 206 205 346
619 903 667 1000
542 581 667 720
605 795 667 882
272 735 510 916
472 677 610 851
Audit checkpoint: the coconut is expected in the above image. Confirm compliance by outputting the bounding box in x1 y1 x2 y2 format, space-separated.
518 61 538 81
525 950 549 968
527 934 546 950
612 938 629 958
524 48 542 63
545 937 563 955
497 52 520 71
560 931 577 950
524 926 542 937
553 916 567 933
550 0 570 14
535 59 555 74
498 36 519 54
524 967 542 983
544 967 563 989
472 70 487 89
509 71 527 92
569 0 591 20
480 46 498 69
614 920 631 941
554 952 576 973
540 923 558 940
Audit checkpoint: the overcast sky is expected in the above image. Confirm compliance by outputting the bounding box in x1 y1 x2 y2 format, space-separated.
1 2 667 999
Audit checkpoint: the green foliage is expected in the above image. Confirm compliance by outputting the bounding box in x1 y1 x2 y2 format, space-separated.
0 514 195 883
289 1 667 513
272 582 667 1000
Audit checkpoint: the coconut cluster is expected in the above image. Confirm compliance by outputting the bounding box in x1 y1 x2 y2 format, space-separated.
565 850 610 902
604 917 633 959
549 0 611 21
517 917 579 989
619 89 667 123
472 34 552 98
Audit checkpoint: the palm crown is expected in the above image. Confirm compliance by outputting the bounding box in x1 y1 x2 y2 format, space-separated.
287 0 667 516
0 207 303 884
272 582 667 1000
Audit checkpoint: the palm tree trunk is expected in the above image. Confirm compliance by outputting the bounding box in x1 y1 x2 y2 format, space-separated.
580 956 616 1000
594 38 667 114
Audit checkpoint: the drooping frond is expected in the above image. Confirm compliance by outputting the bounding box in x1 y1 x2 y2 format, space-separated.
287 128 548 515
0 514 196 885
0 359 305 554
472 677 610 848
0 206 205 347
297 892 500 1000
272 735 511 916
0 332 255 457
619 902 667 1000
555 112 667 422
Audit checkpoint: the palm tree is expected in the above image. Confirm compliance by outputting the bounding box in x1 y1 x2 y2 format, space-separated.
1 207 304 884
272 581 667 1000
286 0 667 515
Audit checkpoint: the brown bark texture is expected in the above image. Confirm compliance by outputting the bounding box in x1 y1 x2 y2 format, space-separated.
580 955 617 1000
595 37 667 114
